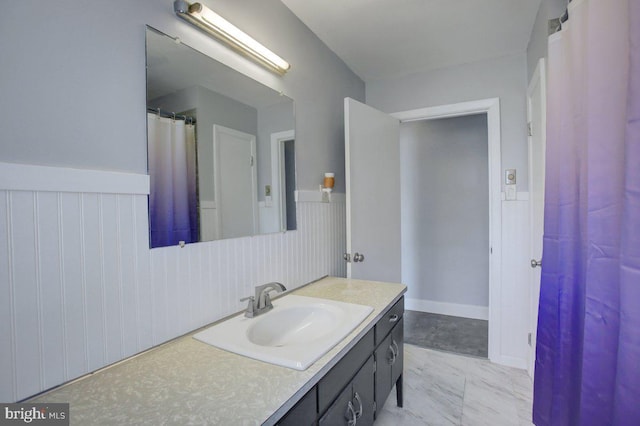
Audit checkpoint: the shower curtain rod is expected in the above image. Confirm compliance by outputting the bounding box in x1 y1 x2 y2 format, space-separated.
146 107 196 124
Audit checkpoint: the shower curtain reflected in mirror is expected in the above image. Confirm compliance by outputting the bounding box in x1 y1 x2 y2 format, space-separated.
147 113 198 248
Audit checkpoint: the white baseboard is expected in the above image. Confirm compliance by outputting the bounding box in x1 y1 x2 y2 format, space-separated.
493 354 527 370
406 298 489 320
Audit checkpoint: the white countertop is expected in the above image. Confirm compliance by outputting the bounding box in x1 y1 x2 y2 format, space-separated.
30 276 406 425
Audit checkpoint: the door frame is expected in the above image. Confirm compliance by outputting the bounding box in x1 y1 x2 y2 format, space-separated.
391 98 502 363
526 58 546 377
270 129 295 232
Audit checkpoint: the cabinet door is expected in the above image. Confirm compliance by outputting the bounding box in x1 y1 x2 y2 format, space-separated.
319 376 356 426
374 318 404 414
374 333 394 411
352 356 375 426
319 356 375 426
391 317 404 384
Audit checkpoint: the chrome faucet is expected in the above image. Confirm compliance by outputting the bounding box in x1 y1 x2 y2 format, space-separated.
240 282 286 318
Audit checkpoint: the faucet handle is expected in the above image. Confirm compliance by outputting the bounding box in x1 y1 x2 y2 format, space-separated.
240 296 255 315
263 292 273 308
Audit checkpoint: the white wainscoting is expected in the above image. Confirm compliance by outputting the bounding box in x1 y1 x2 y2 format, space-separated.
497 194 531 369
0 189 151 402
0 162 346 402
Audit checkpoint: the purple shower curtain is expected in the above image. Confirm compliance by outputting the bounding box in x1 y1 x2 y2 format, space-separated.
533 0 640 425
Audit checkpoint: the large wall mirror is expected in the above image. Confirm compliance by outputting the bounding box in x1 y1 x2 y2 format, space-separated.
145 26 296 248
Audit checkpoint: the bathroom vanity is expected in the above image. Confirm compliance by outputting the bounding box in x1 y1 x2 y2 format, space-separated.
279 296 404 425
30 277 406 425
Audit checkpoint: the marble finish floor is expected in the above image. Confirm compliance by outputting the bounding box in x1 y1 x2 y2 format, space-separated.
404 310 489 358
376 344 533 426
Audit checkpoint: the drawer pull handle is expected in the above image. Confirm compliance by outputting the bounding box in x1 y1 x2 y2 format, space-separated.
345 400 357 426
388 314 399 323
387 341 397 365
391 340 400 364
353 392 363 419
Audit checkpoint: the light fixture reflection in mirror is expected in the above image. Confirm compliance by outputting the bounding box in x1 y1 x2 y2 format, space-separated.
145 27 296 248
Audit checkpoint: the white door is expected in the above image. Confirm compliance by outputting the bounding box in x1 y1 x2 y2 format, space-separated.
527 59 546 377
344 98 401 282
213 125 258 239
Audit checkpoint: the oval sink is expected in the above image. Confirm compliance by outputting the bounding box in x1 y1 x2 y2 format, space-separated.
246 304 343 347
193 294 373 370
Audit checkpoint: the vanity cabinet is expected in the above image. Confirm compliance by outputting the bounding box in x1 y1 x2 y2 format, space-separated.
276 296 404 426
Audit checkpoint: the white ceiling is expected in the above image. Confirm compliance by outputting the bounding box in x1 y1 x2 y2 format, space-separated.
281 0 541 82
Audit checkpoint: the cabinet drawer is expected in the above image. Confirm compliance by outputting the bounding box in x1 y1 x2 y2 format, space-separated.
375 297 404 345
278 386 317 426
318 328 374 414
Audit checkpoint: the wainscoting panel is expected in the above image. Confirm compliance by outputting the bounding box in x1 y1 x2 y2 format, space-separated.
0 163 346 402
148 199 347 347
499 196 531 368
0 189 150 401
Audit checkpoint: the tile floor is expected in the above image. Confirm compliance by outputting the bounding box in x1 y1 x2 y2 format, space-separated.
376 344 534 426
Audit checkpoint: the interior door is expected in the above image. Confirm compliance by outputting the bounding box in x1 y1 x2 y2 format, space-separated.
213 125 258 239
527 59 546 377
344 98 401 282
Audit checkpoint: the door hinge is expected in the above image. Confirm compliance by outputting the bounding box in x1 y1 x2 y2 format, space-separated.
373 359 377 373
528 332 532 346
249 155 254 166
490 247 493 254
373 401 377 414
527 122 533 137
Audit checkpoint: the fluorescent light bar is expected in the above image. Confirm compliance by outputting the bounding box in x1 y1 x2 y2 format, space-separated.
174 0 291 74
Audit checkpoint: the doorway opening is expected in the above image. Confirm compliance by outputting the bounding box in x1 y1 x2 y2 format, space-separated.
400 114 489 357
392 98 502 362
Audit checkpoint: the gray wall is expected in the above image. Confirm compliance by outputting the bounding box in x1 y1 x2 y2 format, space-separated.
257 100 295 200
401 115 489 307
366 53 529 191
196 88 258 202
149 85 258 203
0 0 364 192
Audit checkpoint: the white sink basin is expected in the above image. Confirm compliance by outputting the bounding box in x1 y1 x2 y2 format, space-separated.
193 294 373 370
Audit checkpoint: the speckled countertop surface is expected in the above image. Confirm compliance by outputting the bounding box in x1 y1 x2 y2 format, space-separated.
30 277 406 425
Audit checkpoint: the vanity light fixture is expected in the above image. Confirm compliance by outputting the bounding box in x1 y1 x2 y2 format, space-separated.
173 0 291 75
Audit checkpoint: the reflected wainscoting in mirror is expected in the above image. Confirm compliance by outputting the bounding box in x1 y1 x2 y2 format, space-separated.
145 26 296 248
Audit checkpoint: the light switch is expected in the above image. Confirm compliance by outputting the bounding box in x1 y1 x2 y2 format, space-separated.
505 169 516 185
